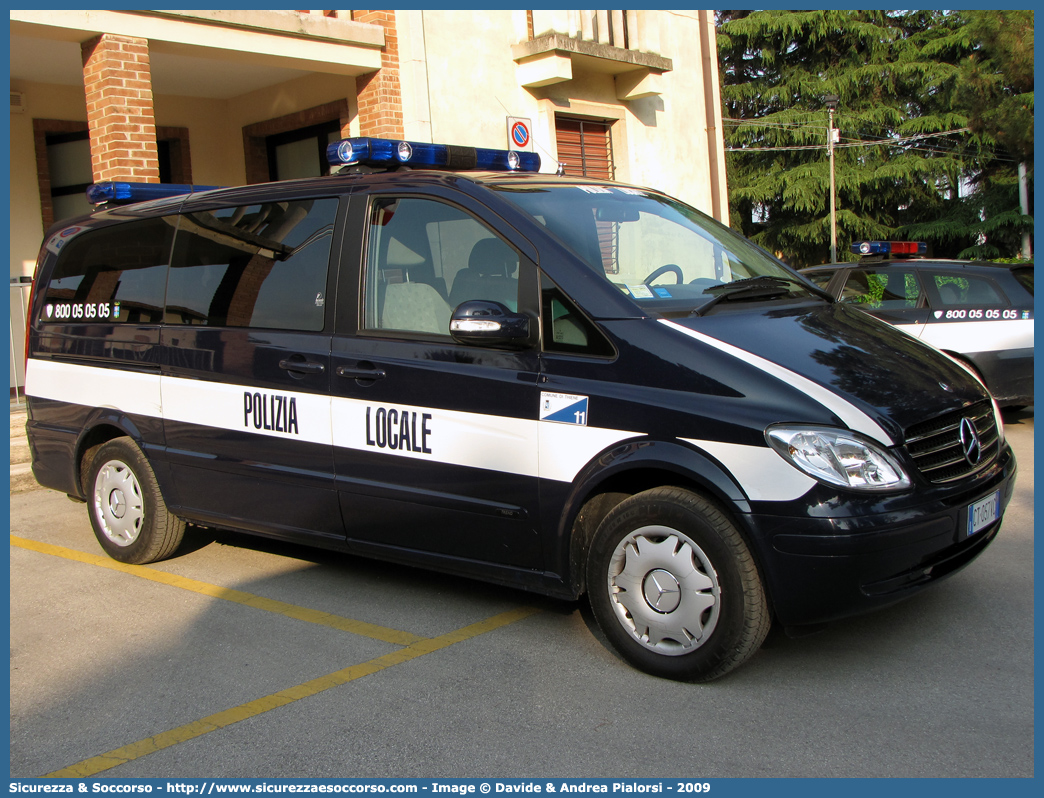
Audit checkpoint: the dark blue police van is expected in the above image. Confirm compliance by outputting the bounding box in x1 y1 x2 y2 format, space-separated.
24 138 1016 681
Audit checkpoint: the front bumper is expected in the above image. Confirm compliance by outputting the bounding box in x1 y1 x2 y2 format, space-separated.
746 445 1017 627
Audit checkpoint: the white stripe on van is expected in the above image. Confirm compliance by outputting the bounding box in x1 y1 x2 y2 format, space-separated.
682 438 817 502
24 359 641 485
658 319 894 445
162 375 333 446
25 359 163 419
330 394 641 482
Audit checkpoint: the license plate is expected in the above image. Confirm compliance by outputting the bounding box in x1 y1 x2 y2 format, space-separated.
967 491 1001 537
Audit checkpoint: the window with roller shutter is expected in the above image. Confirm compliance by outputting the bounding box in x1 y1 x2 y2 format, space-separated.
554 116 615 180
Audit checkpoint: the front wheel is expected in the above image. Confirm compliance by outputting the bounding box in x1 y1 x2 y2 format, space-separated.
586 487 770 681
86 438 185 564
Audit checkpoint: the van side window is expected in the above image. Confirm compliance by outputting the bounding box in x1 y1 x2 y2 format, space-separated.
540 273 615 357
41 217 176 324
165 198 337 330
362 197 520 336
804 271 835 291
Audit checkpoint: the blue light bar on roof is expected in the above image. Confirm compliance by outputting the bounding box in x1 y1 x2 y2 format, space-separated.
86 182 221 206
852 240 927 256
326 137 541 172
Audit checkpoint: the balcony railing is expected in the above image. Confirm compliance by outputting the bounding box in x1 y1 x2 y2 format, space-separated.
530 10 657 54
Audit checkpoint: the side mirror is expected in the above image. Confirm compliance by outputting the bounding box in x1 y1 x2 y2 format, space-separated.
449 300 534 349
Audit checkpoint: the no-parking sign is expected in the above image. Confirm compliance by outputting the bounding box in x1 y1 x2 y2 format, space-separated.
507 117 533 152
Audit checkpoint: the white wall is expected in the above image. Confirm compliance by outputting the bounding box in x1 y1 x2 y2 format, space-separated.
397 10 725 217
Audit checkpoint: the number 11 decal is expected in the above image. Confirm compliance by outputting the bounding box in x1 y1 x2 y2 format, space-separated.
540 392 589 426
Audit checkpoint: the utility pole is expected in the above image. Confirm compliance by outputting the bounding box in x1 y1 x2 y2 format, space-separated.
825 94 839 262
1018 162 1032 259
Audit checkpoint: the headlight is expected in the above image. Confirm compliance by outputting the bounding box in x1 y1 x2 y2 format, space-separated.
766 425 911 492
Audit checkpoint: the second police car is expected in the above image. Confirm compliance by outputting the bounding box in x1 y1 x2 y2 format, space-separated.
24 138 1017 681
801 242 1034 408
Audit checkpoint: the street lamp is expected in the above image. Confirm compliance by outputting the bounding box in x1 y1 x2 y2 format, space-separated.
825 94 839 262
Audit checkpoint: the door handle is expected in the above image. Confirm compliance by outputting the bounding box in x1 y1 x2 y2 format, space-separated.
278 358 325 375
336 366 387 381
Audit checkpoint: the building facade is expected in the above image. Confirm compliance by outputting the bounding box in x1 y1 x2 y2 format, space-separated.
9 9 727 393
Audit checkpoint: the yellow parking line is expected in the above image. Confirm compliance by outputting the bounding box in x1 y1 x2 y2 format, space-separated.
10 535 423 646
46 606 541 778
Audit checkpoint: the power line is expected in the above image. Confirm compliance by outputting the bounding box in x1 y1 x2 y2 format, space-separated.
722 118 817 129
724 127 971 153
723 116 981 144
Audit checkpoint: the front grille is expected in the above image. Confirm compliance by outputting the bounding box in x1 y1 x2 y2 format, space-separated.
903 401 1000 484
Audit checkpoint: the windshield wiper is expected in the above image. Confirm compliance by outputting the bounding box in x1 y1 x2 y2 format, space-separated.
690 275 831 316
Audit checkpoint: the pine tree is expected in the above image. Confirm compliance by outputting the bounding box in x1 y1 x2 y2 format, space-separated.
956 10 1033 164
717 10 1032 266
945 10 1034 259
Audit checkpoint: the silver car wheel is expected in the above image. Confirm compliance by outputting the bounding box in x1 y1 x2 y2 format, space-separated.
92 459 145 548
606 524 721 656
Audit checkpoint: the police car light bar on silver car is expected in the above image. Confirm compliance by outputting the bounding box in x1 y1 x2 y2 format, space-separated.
853 240 928 256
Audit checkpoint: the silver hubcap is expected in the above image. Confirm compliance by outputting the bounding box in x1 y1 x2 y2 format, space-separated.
93 459 144 547
607 525 721 656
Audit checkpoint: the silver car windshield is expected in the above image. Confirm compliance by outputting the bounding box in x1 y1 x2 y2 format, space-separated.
494 183 821 315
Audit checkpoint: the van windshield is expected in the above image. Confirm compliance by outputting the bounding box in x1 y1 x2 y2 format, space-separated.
494 183 823 315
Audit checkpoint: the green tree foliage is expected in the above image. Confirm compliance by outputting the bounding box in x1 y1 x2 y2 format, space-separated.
717 10 1033 266
955 10 1034 164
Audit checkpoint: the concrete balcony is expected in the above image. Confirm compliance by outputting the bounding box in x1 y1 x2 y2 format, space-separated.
513 11 672 99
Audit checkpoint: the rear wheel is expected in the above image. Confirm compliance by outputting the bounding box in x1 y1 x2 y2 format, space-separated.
86 438 185 564
586 487 769 681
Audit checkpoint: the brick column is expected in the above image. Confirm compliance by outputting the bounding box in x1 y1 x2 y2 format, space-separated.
353 11 404 139
81 33 160 183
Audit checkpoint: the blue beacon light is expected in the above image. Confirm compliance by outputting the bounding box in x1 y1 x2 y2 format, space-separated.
86 182 220 206
326 137 541 172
